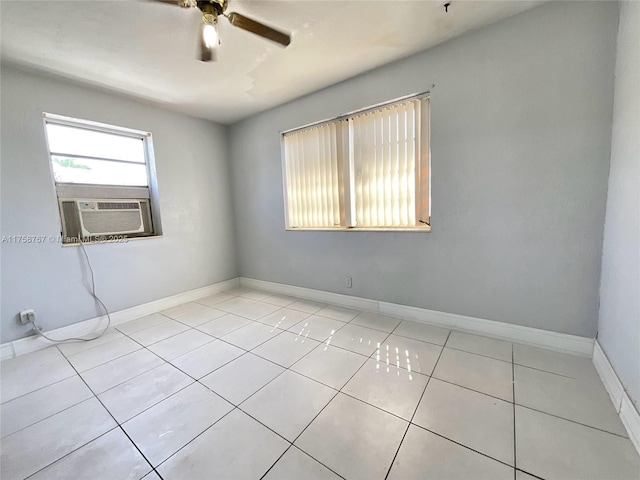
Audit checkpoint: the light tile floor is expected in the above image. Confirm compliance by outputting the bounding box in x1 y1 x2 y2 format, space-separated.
1 287 640 480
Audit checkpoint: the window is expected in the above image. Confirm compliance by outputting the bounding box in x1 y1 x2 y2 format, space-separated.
282 94 430 231
43 113 162 244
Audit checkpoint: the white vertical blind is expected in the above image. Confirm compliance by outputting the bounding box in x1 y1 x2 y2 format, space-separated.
282 95 429 230
283 122 342 228
351 99 421 227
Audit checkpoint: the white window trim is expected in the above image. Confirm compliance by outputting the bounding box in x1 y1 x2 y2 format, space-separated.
280 92 431 232
42 113 163 244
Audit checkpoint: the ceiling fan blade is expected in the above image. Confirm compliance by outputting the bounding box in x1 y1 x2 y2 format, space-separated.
226 12 291 47
148 0 195 7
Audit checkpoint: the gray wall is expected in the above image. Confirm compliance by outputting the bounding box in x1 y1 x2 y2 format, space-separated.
229 1 618 337
1 65 238 343
598 1 640 409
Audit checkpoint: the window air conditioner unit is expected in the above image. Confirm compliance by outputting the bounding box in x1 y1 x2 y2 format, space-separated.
76 200 145 237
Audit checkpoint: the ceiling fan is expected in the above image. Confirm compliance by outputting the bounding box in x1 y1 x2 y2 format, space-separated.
154 0 291 62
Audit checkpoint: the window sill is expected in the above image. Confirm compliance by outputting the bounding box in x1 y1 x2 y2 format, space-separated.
61 234 163 247
285 226 431 233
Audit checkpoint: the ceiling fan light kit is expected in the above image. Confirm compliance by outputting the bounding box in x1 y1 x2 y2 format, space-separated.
155 0 291 62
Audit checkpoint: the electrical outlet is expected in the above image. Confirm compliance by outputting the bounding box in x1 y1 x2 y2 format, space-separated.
346 276 352 288
19 309 35 325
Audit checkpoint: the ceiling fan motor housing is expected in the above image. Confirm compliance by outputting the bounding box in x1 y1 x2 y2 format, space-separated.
197 0 227 15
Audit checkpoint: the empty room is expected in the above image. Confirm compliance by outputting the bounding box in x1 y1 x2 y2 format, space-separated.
1 0 638 479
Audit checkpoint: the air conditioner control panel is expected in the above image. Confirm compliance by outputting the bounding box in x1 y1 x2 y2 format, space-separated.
78 201 97 211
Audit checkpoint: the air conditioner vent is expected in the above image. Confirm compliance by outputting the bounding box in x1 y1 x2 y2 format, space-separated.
97 202 141 210
81 210 143 234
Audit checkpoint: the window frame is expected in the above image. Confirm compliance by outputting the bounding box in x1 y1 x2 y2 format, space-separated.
280 92 431 232
42 113 163 244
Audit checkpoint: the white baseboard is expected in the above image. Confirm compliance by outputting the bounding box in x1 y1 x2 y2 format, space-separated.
3 275 596 362
621 396 640 455
240 277 379 312
381 301 594 356
1 277 240 360
240 277 593 356
0 343 15 361
593 340 640 455
593 341 625 409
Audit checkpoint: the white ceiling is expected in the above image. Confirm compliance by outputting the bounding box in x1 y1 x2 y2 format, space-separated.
1 0 543 124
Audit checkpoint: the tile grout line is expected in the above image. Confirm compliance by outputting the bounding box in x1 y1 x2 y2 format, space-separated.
286 322 356 371
237 404 346 479
150 367 345 479
323 327 398 395
48 346 160 480
257 445 296 480
118 302 294 471
0 374 89 438
293 319 390 378
251 307 313 329
125 312 351 478
56 331 129 358
231 364 292 409
284 315 364 351
2 343 164 407
0 372 75 406
410 422 517 471
384 345 624 437
513 362 603 383
62 322 270 479
279 347 377 469
383 330 451 480
513 404 631 439
75 325 240 431
340 388 428 423
193 316 270 339
67 344 144 375
86 348 189 396
1 391 92 441
232 329 349 420
251 322 397 480
148 336 218 363
64 323 203 374
181 317 431 427
347 310 403 332
130 311 299 396
151 406 238 476
22 426 121 480
161 298 233 317
428 374 513 403
258 444 346 480
141 380 340 480
63 339 145 370
442 344 513 364
515 467 546 479
115 288 248 339
371 361 519 470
